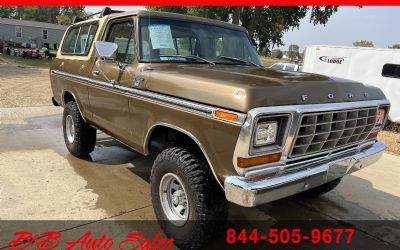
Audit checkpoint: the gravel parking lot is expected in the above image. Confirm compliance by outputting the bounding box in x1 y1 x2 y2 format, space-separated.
1 61 399 249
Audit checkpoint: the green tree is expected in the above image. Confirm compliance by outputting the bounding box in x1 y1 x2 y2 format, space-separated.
271 49 283 59
389 44 400 49
146 6 339 52
56 15 72 25
353 40 374 48
287 44 300 61
0 6 86 25
0 7 16 18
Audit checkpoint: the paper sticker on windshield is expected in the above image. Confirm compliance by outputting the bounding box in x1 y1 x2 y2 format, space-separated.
149 24 174 49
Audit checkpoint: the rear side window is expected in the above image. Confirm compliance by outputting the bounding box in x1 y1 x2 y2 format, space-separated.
61 22 99 55
382 63 400 79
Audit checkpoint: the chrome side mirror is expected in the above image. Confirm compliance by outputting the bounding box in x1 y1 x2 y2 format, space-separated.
94 41 118 60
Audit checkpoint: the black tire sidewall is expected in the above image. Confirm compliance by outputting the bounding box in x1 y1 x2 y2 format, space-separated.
63 102 79 154
151 157 202 243
62 101 96 157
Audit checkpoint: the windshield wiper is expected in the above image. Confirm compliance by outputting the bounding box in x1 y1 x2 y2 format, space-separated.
219 56 260 67
159 54 215 65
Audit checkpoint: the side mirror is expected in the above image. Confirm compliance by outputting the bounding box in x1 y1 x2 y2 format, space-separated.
94 41 118 60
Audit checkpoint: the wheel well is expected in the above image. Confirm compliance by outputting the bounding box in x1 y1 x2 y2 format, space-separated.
63 91 75 105
147 125 224 188
148 125 206 162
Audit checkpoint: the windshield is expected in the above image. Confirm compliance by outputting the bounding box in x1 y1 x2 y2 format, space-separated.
139 17 263 66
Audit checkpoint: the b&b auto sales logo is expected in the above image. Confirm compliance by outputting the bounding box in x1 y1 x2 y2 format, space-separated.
319 56 345 64
7 231 174 250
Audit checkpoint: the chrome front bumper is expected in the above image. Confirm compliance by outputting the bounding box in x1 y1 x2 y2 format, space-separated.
225 141 386 207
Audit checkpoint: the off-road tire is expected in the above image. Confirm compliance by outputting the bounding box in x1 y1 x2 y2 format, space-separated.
150 147 228 250
300 178 342 198
63 101 96 157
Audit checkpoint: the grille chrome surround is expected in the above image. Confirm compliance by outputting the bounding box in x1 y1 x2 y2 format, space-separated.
290 107 377 158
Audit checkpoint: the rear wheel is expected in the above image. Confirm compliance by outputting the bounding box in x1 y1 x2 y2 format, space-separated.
151 147 228 250
63 101 96 157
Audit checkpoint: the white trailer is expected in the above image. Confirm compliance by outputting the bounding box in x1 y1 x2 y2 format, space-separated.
303 45 400 122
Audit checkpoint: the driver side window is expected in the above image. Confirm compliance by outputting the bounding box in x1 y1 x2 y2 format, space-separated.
106 20 135 64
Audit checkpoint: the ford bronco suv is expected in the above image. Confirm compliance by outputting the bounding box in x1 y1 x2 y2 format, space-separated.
50 8 390 249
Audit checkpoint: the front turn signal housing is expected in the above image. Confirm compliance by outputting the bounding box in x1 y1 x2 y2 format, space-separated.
237 152 282 168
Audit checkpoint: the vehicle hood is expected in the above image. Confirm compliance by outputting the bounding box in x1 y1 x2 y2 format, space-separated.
145 64 386 113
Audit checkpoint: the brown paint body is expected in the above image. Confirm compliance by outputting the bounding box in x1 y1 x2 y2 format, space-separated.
50 11 387 183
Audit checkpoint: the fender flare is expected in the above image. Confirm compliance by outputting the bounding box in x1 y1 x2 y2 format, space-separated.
62 90 87 122
145 122 224 189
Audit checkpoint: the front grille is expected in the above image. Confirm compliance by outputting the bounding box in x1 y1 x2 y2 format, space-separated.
290 107 377 158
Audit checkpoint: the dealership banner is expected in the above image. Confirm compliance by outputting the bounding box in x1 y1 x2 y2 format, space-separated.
0 220 399 249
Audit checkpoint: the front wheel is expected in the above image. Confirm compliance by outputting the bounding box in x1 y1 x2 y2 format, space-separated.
63 101 96 157
150 147 228 250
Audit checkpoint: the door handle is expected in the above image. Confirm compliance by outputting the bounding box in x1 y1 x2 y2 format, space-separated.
92 70 99 76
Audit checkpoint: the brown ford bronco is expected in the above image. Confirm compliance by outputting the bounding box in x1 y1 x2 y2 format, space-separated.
50 8 390 249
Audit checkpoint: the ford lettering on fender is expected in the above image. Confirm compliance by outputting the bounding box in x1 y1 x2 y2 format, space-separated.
50 8 390 250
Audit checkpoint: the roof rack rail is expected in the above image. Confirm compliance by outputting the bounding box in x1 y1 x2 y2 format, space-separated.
72 7 124 24
100 7 124 17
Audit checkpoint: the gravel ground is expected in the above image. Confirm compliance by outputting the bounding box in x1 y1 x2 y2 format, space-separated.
0 61 52 108
378 131 400 155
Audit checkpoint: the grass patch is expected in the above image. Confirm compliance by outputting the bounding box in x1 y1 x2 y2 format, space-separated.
260 57 290 67
0 54 51 68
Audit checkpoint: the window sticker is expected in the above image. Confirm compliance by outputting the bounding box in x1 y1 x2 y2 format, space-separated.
149 24 174 49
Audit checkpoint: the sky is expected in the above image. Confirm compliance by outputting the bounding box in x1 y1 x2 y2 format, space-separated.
85 6 400 50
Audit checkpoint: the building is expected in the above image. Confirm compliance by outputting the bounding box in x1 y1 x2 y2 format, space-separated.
0 18 68 50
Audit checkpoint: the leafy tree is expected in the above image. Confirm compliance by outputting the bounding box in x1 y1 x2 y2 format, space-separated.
271 49 283 59
56 15 72 25
287 44 300 61
389 44 400 49
17 7 61 24
0 7 16 18
353 40 374 48
146 6 339 52
0 6 86 25
57 7 86 25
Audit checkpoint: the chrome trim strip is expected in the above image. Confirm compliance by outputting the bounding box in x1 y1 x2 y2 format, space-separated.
53 70 246 125
145 122 224 189
225 141 386 207
232 99 390 177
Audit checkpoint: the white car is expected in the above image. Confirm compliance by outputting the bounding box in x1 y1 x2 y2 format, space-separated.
270 63 302 72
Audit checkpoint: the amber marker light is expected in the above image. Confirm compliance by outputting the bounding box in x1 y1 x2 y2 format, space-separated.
367 131 379 140
214 110 239 122
237 152 282 168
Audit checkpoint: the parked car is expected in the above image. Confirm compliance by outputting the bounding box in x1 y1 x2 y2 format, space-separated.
22 49 42 59
50 9 390 250
270 62 302 71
